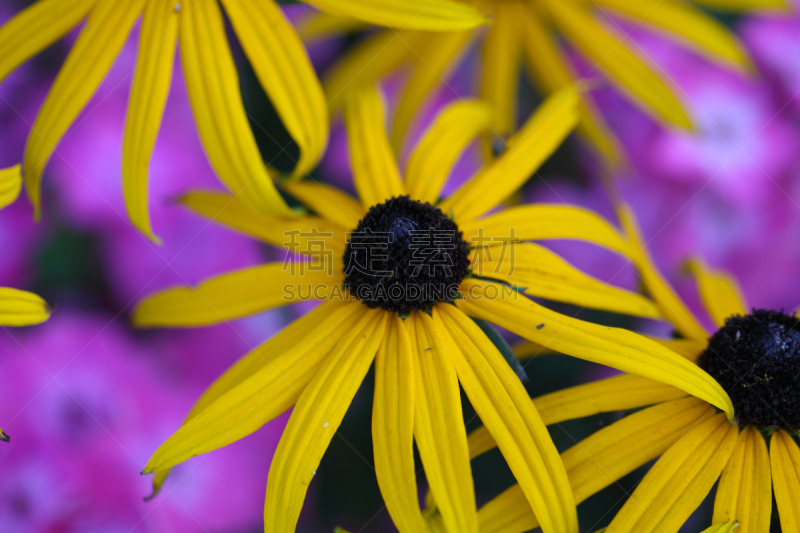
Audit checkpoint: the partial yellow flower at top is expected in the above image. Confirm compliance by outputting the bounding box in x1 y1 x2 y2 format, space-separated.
305 0 789 162
132 86 732 533
474 206 800 533
0 165 51 442
0 0 486 240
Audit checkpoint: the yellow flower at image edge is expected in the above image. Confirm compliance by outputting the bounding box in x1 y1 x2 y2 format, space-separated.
133 87 731 533
311 0 789 161
0 165 51 441
475 208 800 533
0 0 486 240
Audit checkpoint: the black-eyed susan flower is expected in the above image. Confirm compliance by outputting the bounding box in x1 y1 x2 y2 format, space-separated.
306 0 788 162
133 87 731 533
0 165 51 441
0 0 486 239
473 205 799 533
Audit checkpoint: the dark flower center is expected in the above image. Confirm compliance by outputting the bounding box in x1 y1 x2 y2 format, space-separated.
698 309 800 430
343 196 470 314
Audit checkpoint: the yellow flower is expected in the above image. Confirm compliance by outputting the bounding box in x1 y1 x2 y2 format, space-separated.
475 206 800 533
0 165 51 441
0 0 486 240
133 87 729 533
307 0 789 162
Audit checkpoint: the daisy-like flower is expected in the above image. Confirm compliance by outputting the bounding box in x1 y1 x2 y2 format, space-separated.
0 0 485 239
472 205 800 533
306 0 788 161
133 87 731 533
0 165 51 441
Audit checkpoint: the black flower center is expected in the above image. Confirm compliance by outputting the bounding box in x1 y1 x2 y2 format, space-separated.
698 309 800 430
343 196 470 314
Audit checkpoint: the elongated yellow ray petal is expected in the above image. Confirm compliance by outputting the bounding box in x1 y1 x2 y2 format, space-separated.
545 0 692 129
595 0 751 70
409 312 478 533
687 258 747 328
617 204 708 341
0 165 22 210
343 85 405 209
222 0 327 180
648 336 707 362
282 181 365 230
519 7 621 163
133 262 342 327
123 0 179 241
0 0 94 84
478 398 710 533
301 0 486 30
468 373 687 459
691 0 789 11
0 287 50 326
181 191 346 252
460 204 631 257
701 521 740 533
391 29 474 151
770 430 800 533
442 88 579 221
144 301 367 473
607 413 739 533
372 317 429 532
264 310 387 533
179 0 293 217
295 11 368 44
24 0 142 218
405 100 492 204
146 300 351 498
470 242 660 319
480 0 523 136
713 426 771 533
457 280 734 417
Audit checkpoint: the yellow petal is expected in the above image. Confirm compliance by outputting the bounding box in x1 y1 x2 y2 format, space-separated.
145 299 351 497
323 29 420 114
510 339 555 359
372 317 429 532
221 0 327 180
0 165 22 210
179 0 293 217
181 191 346 253
701 521 740 533
470 242 660 319
301 0 487 30
264 309 387 533
391 29 474 151
436 305 578 533
295 11 368 44
691 0 790 11
617 204 708 341
519 7 621 164
24 0 142 218
770 430 800 533
713 426 771 533
409 311 478 533
457 279 734 417
0 287 50 326
144 301 368 473
343 85 405 209
687 258 747 329
468 373 687 460
607 413 739 533
460 204 631 258
480 1 523 136
405 100 492 204
133 262 342 327
595 0 751 70
441 88 580 221
122 0 179 240
649 336 707 362
0 0 94 83
544 0 693 129
479 398 711 533
282 181 365 230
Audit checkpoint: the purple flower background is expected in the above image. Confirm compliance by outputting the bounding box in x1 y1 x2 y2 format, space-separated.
2 4 800 532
